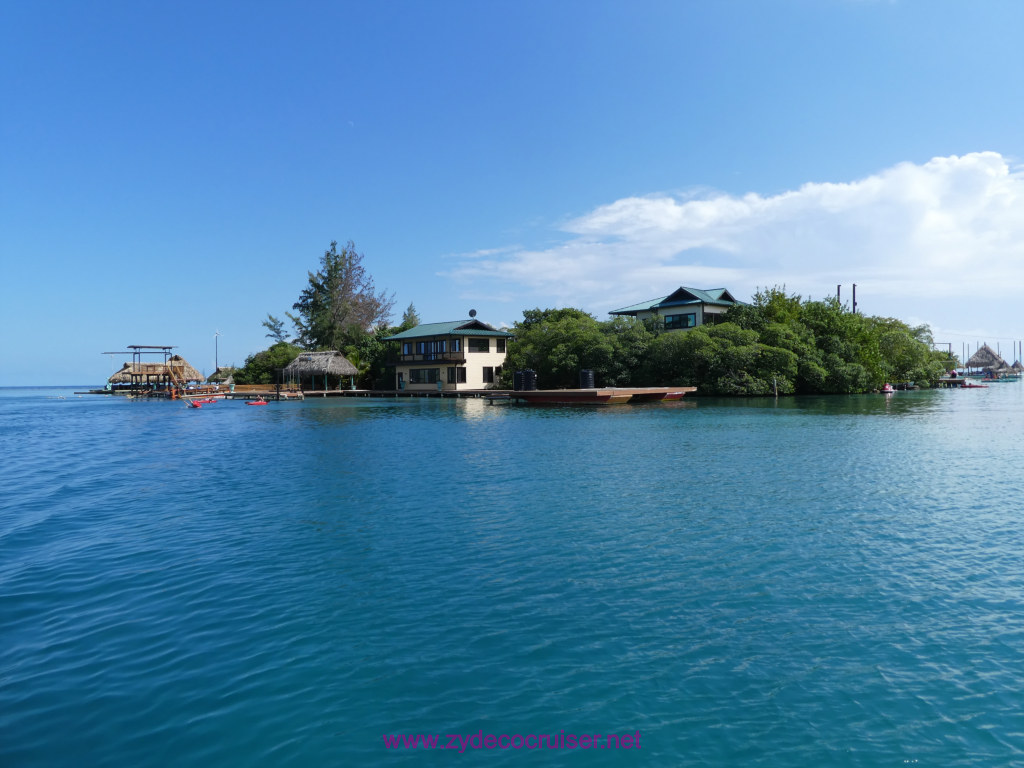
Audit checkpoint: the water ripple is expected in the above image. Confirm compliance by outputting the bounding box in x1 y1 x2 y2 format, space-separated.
4 387 1024 765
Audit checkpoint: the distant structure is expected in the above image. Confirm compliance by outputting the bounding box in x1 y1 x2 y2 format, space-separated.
609 286 742 330
103 345 202 396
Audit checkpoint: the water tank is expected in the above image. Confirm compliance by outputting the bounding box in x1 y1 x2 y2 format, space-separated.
513 371 524 391
579 369 595 388
522 369 538 391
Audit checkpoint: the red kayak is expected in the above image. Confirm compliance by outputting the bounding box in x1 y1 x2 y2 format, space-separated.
246 399 269 406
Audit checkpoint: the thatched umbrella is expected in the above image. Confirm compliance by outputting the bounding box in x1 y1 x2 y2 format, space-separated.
1013 360 1024 374
284 350 359 390
965 344 1005 371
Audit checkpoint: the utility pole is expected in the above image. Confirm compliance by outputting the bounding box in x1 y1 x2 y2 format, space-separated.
214 330 221 370
837 284 841 303
852 283 857 314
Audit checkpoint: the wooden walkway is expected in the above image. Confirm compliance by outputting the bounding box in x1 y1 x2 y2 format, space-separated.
509 386 696 405
216 386 697 404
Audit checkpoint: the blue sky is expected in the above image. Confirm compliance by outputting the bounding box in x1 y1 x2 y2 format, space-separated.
3 0 1023 385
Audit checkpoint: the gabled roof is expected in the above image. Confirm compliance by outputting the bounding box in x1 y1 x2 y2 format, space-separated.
609 286 742 316
384 319 513 340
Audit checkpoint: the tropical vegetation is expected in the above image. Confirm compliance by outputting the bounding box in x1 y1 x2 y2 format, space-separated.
239 241 952 396
236 241 413 386
501 288 953 395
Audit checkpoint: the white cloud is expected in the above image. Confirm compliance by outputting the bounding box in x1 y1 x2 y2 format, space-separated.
448 152 1024 342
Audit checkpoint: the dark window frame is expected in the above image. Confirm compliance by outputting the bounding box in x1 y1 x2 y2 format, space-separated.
664 313 697 330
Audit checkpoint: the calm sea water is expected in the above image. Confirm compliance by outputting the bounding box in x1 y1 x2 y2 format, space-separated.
4 384 1024 766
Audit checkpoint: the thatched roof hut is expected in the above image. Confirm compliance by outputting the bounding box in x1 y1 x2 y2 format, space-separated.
207 367 236 384
108 355 202 384
1012 360 1024 374
284 350 358 390
965 344 1006 370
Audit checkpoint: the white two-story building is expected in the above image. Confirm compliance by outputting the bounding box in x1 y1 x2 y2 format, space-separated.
385 318 513 392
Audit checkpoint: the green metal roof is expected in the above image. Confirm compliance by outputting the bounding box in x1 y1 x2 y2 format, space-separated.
384 319 513 341
609 286 742 315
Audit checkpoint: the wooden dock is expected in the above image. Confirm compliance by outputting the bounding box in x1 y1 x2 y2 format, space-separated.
509 386 696 405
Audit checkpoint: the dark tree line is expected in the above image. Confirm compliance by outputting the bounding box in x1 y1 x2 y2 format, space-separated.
502 289 953 395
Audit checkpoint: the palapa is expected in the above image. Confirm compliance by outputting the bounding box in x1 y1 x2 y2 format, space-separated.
284 350 358 390
207 367 237 384
965 344 1006 370
284 351 358 377
108 354 202 383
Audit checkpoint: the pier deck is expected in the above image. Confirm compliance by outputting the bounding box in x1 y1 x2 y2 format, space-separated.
510 386 696 405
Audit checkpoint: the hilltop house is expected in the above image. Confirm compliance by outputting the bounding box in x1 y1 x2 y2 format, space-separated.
609 286 742 329
385 318 513 391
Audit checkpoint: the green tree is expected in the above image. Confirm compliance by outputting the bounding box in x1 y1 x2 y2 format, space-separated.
287 240 396 351
399 302 421 331
261 314 290 344
232 342 304 385
501 308 614 389
343 325 398 389
643 288 944 395
603 316 654 386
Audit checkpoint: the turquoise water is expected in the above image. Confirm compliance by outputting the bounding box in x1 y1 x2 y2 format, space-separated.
4 385 1024 766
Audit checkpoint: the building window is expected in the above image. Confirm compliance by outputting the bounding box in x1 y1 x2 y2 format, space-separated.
468 338 489 353
447 367 457 384
402 342 412 355
409 368 440 384
496 338 506 353
483 367 494 383
457 367 466 383
452 339 461 352
664 313 697 330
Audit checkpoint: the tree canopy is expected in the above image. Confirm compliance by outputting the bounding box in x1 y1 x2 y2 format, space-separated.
501 289 952 395
500 308 652 389
232 342 304 385
287 240 395 351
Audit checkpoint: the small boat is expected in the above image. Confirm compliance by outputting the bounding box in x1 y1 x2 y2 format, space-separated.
881 383 894 393
246 399 269 406
187 400 203 408
960 382 988 389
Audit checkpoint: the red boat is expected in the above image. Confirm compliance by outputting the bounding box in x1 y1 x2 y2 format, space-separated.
246 399 269 406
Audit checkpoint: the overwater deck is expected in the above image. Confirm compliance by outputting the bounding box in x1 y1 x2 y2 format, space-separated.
226 386 696 404
509 386 696 404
